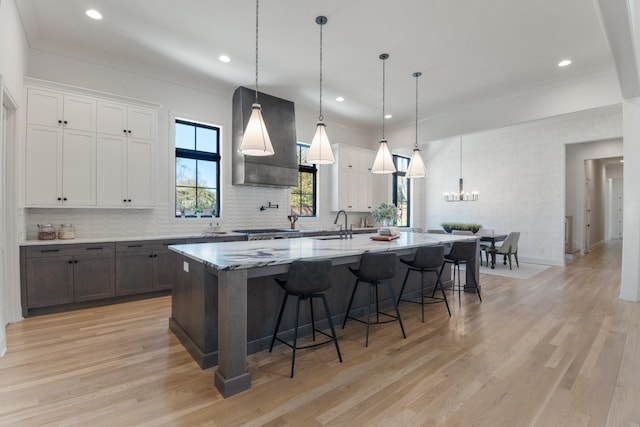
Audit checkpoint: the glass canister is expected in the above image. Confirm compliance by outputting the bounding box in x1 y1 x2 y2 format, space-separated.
37 224 57 240
57 224 76 239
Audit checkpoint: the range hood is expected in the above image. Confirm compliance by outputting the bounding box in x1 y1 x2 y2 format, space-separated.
232 87 298 188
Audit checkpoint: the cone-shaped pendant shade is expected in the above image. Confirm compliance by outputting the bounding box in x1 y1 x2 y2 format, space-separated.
372 139 396 174
307 122 335 164
239 103 274 156
406 147 427 178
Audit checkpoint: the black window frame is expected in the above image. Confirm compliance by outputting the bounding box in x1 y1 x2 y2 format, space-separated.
175 118 221 218
290 143 317 217
392 154 411 227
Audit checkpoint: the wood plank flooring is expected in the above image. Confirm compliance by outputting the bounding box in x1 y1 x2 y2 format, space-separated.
1 241 638 426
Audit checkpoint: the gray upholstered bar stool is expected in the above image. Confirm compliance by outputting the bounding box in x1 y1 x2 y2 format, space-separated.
342 252 406 347
269 259 342 378
397 245 451 322
441 240 482 304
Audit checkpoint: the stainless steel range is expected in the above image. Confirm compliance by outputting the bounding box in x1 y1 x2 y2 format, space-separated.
233 228 302 240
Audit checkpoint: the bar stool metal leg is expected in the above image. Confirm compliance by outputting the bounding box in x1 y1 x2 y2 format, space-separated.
343 279 360 329
320 294 342 362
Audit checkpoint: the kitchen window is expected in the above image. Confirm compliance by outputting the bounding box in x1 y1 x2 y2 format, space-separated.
175 119 220 218
290 143 317 216
393 155 410 227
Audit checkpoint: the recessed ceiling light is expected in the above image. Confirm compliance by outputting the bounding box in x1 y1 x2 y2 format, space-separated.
336 96 344 102
219 55 231 63
85 9 103 20
384 114 392 119
558 59 572 67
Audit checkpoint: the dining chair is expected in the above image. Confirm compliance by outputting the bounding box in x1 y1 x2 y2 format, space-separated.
483 231 520 270
478 228 494 266
427 229 447 234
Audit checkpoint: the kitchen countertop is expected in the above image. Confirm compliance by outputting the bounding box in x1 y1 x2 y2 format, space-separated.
19 227 382 246
19 232 247 246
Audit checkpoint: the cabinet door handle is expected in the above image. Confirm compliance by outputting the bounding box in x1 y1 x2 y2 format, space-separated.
41 249 60 253
63 197 67 201
68 260 73 264
127 244 143 248
86 247 104 251
63 120 68 125
74 260 79 264
149 254 154 258
128 199 132 202
154 254 158 258
57 197 62 201
123 199 127 202
58 120 63 124
123 129 127 133
128 130 132 134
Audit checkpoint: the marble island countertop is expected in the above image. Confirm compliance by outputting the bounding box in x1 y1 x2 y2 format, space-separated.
169 232 474 271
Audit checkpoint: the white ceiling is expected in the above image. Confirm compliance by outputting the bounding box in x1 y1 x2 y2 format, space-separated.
16 0 614 129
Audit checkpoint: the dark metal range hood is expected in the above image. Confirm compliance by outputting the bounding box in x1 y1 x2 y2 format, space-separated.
232 86 298 188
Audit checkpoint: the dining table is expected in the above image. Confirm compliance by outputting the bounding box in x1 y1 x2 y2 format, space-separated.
478 233 508 269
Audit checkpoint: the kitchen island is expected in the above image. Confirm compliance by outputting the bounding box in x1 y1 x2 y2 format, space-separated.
168 232 479 398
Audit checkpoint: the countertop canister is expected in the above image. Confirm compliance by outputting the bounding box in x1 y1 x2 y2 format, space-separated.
57 224 75 239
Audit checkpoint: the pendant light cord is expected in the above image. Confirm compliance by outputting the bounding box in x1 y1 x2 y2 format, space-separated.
460 136 463 178
254 0 260 103
381 56 386 139
319 19 324 121
414 73 419 148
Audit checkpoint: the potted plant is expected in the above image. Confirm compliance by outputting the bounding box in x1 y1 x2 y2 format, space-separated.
441 222 482 233
371 203 398 226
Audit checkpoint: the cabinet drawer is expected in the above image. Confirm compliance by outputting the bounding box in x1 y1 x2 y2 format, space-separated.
25 243 115 258
116 239 186 253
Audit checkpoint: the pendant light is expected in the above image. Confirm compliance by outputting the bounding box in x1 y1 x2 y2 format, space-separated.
238 0 274 156
307 16 335 164
371 53 396 174
406 71 427 179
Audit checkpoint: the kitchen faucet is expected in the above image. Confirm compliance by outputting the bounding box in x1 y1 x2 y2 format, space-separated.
334 209 352 239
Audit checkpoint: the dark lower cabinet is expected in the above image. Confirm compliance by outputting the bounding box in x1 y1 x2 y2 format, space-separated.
21 236 246 316
74 252 116 301
115 239 184 295
22 243 115 311
26 255 74 308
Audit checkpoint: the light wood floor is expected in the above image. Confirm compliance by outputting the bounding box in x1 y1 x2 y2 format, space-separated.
2 241 638 426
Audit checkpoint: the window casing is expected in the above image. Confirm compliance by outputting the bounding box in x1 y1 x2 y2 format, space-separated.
392 155 410 227
175 119 220 218
290 143 317 216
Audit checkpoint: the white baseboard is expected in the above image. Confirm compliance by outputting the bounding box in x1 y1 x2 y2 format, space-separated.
0 334 6 358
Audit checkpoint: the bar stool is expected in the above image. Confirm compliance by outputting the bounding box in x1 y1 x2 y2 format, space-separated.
441 240 482 304
342 252 406 347
269 259 342 378
397 245 451 322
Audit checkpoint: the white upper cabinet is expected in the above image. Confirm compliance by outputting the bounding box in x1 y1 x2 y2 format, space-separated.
24 82 158 209
96 135 154 208
97 101 157 141
25 125 96 207
27 88 96 132
331 144 376 212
